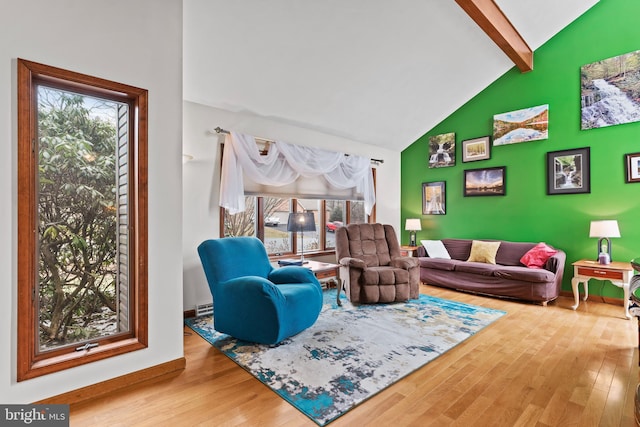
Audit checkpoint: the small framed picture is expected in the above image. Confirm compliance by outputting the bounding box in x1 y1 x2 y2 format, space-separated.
546 147 590 195
625 152 640 183
422 181 446 215
461 136 491 162
463 167 505 197
428 132 455 168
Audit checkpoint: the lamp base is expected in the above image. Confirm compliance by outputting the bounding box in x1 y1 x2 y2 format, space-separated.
596 237 612 264
409 232 417 247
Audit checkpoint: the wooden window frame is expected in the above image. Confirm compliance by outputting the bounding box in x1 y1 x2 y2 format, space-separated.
218 168 376 257
17 59 148 381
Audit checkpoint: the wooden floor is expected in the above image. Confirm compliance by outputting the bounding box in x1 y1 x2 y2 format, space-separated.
70 285 639 426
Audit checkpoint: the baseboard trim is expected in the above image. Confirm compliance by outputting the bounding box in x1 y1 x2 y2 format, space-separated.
559 290 624 306
34 357 186 405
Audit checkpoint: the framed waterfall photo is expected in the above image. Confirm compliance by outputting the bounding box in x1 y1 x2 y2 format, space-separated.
546 147 591 195
581 49 640 130
428 133 455 168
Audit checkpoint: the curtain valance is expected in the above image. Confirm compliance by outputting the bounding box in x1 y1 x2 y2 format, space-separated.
220 132 375 215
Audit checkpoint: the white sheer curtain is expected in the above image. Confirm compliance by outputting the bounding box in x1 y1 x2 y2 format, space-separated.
220 131 375 215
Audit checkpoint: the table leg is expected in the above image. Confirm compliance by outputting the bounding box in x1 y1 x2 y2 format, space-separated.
623 282 631 319
571 277 581 310
336 280 343 307
583 279 589 301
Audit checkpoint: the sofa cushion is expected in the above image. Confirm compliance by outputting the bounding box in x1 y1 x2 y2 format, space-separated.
420 240 451 259
455 262 496 276
495 241 538 266
467 240 501 264
492 265 555 283
520 242 558 269
419 257 463 271
441 239 473 261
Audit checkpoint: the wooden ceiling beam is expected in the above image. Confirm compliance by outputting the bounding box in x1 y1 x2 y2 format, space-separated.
455 0 533 72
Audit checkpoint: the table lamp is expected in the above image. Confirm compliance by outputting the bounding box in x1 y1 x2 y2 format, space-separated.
287 212 316 265
589 220 620 265
405 218 421 247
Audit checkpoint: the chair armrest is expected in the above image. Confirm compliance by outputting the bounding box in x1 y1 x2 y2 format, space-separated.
218 275 279 293
391 256 420 269
339 257 367 270
268 266 320 287
215 275 286 306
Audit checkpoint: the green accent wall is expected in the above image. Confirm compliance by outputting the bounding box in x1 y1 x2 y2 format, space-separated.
401 0 640 298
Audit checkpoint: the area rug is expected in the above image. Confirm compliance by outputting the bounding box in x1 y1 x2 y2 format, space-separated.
185 290 505 425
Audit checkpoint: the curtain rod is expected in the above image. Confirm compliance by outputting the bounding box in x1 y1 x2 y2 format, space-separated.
213 127 384 164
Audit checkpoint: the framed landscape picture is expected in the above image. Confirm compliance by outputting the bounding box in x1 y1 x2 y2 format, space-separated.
461 136 491 162
422 181 446 215
493 104 549 146
463 167 505 197
428 132 455 168
625 152 640 183
546 147 590 195
581 49 640 130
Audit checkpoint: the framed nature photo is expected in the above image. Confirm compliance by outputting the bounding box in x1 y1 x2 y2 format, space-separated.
546 147 590 195
422 181 446 215
581 49 640 130
625 152 640 183
493 104 549 146
462 136 491 162
463 166 505 197
428 132 455 168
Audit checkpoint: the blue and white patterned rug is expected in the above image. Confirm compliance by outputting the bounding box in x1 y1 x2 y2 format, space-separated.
185 290 505 425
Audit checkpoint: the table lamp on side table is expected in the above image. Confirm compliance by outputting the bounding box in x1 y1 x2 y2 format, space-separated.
287 212 316 265
589 220 620 265
405 218 421 247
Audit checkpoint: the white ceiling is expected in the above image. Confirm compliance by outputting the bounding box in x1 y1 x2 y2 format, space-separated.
183 0 598 151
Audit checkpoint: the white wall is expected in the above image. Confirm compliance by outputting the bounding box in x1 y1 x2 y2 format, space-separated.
0 0 184 403
183 101 401 311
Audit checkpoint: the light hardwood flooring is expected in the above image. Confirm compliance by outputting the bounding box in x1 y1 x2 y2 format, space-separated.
70 284 639 426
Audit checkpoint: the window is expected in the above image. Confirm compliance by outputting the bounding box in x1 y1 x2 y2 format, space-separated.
17 59 148 381
221 189 375 256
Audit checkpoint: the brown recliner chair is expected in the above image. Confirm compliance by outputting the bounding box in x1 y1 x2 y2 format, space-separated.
335 223 420 303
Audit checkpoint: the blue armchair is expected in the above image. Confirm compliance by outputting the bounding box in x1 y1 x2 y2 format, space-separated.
197 237 323 345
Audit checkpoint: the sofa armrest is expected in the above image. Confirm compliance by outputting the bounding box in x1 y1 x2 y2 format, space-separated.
391 256 420 269
339 257 367 270
416 245 427 257
545 250 566 274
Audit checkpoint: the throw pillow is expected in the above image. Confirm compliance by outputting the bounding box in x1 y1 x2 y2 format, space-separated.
466 240 501 264
520 242 558 269
420 240 451 259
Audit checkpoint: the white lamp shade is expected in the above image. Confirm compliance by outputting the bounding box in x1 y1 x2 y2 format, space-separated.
589 220 620 238
405 218 422 231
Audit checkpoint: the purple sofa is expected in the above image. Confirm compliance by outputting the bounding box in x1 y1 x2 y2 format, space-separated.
417 239 566 305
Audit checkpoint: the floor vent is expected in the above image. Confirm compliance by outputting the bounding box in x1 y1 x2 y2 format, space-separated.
195 302 213 317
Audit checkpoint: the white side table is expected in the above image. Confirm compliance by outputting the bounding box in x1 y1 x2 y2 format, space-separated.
571 259 634 319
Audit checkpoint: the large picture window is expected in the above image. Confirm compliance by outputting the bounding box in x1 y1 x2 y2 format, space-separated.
222 196 372 256
17 59 148 381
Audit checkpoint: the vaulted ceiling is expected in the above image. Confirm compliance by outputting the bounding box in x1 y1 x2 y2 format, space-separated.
183 0 598 151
